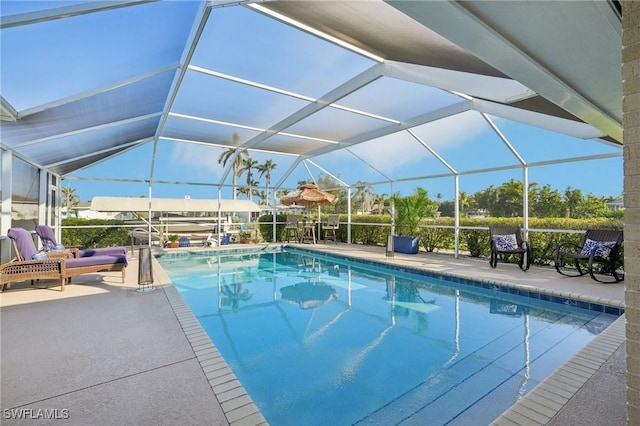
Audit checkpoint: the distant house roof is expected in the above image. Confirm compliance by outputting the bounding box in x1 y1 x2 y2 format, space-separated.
90 197 261 213
607 195 624 210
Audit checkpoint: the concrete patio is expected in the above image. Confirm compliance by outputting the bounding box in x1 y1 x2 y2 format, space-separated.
0 243 627 425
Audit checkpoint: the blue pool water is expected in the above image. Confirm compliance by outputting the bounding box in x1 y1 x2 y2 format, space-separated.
157 248 619 425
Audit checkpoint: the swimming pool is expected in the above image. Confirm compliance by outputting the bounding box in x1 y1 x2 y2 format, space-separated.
157 247 619 425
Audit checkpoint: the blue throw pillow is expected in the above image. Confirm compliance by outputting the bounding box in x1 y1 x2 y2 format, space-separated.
493 234 518 250
580 239 615 258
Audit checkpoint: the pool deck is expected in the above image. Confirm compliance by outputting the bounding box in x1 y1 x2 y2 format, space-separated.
0 243 627 425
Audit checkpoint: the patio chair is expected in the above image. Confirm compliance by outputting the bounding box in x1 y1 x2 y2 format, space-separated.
1 228 66 291
322 215 339 244
3 228 127 291
554 229 623 283
489 226 531 271
35 225 126 257
285 215 301 243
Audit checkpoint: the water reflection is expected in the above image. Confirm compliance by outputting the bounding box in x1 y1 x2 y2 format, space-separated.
280 281 338 310
220 282 253 310
490 298 531 400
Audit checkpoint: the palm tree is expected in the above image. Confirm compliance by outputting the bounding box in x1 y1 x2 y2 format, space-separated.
391 187 437 236
217 134 247 200
256 159 277 205
62 184 80 217
564 186 583 218
256 190 268 205
237 186 250 198
238 179 260 196
371 192 388 214
240 157 259 201
458 191 471 216
352 181 372 214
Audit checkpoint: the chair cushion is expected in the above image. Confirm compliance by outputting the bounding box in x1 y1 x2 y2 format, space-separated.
66 254 128 269
580 239 616 258
79 247 126 257
493 234 518 251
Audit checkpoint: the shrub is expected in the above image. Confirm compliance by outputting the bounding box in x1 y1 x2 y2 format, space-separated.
61 218 129 248
258 214 288 242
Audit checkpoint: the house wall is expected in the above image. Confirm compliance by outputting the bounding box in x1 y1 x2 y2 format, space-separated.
623 2 640 423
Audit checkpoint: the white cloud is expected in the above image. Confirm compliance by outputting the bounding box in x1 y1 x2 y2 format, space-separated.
412 111 489 150
170 143 224 181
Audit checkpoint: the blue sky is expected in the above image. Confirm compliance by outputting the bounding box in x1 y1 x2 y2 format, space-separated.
2 2 622 202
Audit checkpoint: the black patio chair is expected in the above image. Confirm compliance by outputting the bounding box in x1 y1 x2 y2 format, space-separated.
489 226 531 271
554 229 623 283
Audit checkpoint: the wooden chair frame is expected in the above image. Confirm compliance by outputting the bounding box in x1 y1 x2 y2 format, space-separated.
284 215 301 243
322 215 339 244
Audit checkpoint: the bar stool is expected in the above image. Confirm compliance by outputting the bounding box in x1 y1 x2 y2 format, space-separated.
300 218 316 244
284 215 301 243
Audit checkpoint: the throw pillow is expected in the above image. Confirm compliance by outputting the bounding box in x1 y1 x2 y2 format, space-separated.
493 234 518 251
580 239 616 258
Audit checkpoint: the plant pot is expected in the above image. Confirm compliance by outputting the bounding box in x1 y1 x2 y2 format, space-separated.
168 242 179 248
241 239 251 244
393 236 420 254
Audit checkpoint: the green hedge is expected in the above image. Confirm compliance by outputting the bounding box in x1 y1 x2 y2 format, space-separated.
259 214 623 266
420 217 624 267
258 214 288 242
61 218 129 248
99 213 625 268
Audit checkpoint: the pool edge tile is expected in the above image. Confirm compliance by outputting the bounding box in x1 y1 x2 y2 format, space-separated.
163 284 268 426
491 314 626 425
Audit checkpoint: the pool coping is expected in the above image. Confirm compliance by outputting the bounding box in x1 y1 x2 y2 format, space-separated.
290 245 625 316
153 254 267 426
156 244 626 426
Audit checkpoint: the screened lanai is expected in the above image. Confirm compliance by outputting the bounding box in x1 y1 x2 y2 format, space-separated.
0 1 623 246
4 1 640 423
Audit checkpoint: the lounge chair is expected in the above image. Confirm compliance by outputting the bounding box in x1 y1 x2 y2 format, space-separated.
2 228 127 291
554 229 623 283
1 229 66 291
322 215 339 244
489 226 531 271
35 225 126 257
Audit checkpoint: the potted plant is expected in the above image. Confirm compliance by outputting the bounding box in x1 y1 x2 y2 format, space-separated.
391 188 438 254
239 231 252 244
167 234 180 248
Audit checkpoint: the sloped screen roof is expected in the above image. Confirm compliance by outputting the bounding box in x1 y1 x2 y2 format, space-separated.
0 0 623 196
